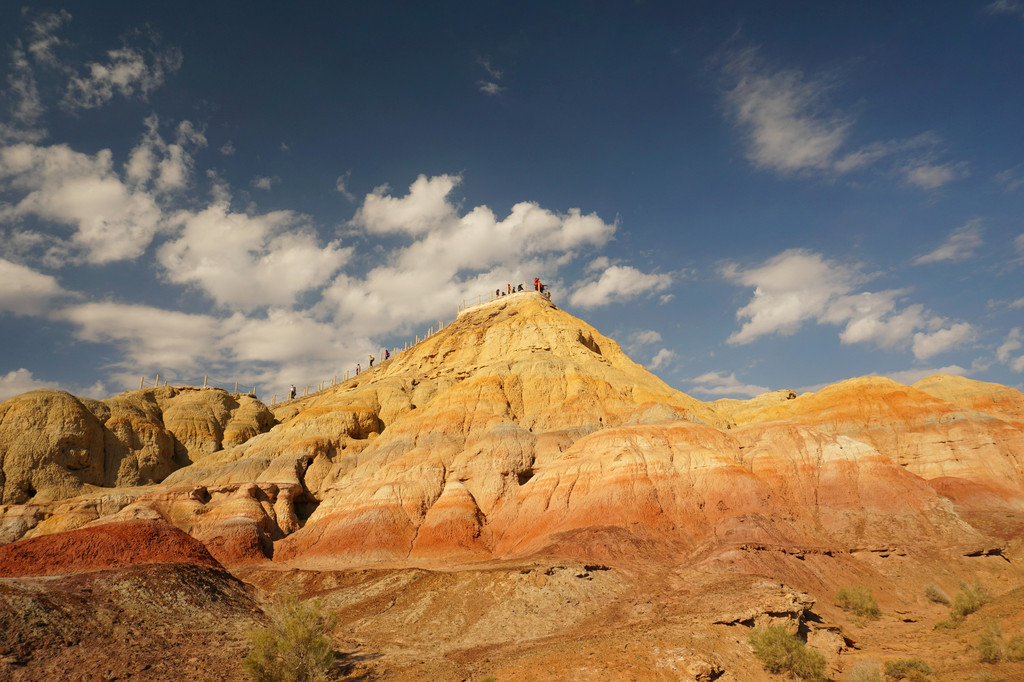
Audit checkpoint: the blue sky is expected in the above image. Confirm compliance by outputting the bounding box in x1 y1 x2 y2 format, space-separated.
1 1 1022 402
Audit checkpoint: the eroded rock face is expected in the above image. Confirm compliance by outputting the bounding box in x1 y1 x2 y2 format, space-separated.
0 390 106 504
0 387 275 510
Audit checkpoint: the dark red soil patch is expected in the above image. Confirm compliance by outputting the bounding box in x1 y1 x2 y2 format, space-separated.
0 519 221 577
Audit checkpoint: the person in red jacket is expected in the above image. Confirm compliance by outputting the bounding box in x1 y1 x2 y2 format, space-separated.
534 277 539 290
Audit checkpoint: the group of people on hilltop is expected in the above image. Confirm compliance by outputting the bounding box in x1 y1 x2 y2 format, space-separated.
494 278 549 298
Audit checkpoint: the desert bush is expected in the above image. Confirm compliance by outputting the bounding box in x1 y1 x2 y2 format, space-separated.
923 583 950 605
883 658 932 681
977 620 1003 663
950 582 990 621
836 586 881 619
242 596 337 682
749 625 827 681
846 659 883 681
1006 633 1024 661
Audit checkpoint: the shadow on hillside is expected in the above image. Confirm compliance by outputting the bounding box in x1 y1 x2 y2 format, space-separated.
332 649 383 680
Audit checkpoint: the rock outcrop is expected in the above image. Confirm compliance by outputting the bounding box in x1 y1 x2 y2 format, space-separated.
0 386 275 506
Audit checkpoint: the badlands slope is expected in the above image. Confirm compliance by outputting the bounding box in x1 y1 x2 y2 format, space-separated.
1 291 1023 680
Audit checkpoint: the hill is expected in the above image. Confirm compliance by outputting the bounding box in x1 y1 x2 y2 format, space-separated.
1 291 1023 680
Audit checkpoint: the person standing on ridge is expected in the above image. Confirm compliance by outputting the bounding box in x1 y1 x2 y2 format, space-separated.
534 277 539 290
289 385 296 400
369 354 374 367
356 363 360 375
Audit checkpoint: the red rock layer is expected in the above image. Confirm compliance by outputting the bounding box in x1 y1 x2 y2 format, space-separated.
0 518 221 576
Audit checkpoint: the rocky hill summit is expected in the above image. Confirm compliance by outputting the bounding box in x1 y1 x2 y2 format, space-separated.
2 291 1023 680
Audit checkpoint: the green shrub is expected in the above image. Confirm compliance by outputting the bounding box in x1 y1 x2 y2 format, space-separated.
923 583 950 605
836 586 881 619
242 596 337 682
884 658 932 681
950 582 990 621
977 620 1003 663
749 625 827 681
846 659 883 681
1006 633 1024 661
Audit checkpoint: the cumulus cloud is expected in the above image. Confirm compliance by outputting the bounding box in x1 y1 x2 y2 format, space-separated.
570 265 672 308
0 142 165 264
0 257 69 315
648 348 676 371
627 329 662 349
63 40 182 110
690 371 770 398
0 367 106 402
725 248 975 360
157 202 351 311
913 220 984 264
997 328 1024 372
125 116 206 193
326 175 617 336
55 300 370 393
912 323 975 360
723 249 863 344
354 174 460 235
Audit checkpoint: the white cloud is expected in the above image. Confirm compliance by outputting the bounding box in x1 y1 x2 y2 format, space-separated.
913 220 984 264
63 42 182 110
725 249 975 359
252 176 275 191
478 82 505 96
648 348 676 371
25 9 72 68
0 368 54 402
903 160 968 189
569 265 672 308
476 56 505 95
912 322 975 360
0 142 165 264
997 328 1024 372
0 257 68 315
335 170 355 202
321 175 616 336
1015 233 1024 254
219 141 235 156
690 371 770 398
55 299 369 394
125 116 206 193
628 329 662 348
354 174 461 235
157 202 351 311
60 302 223 374
723 249 863 344
721 48 859 174
720 48 966 187
0 367 106 403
